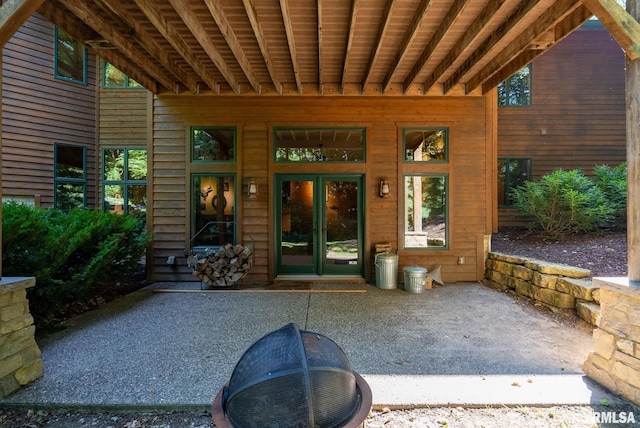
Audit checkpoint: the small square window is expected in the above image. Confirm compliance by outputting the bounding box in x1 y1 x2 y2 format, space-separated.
404 128 448 162
103 61 143 88
191 127 235 162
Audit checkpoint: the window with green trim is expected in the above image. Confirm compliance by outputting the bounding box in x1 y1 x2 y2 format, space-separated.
404 175 448 249
192 174 236 248
191 127 236 162
498 64 532 107
498 158 532 207
54 27 87 84
103 149 147 216
404 128 448 162
103 61 143 88
274 127 365 162
55 143 86 210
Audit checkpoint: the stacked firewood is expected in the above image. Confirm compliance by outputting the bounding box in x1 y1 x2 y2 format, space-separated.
190 243 254 287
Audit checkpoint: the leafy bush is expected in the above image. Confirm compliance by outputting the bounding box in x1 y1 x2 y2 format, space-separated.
510 168 615 237
2 203 152 324
593 163 627 229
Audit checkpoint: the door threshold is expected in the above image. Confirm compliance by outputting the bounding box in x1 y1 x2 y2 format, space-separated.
275 275 365 283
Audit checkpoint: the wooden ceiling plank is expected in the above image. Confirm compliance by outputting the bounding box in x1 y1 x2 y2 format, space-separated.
362 0 395 88
279 0 303 94
242 0 282 93
60 0 177 92
203 0 260 92
95 0 198 92
581 0 640 59
442 0 542 95
38 0 160 93
0 0 45 48
381 0 433 93
341 0 359 92
423 0 508 94
167 0 240 94
133 0 219 93
468 0 587 94
403 0 471 93
318 0 323 92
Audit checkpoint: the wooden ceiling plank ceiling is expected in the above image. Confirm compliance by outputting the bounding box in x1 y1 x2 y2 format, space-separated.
0 0 46 48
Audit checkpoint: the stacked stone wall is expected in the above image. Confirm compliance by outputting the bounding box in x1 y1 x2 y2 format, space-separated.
484 252 599 325
0 277 43 399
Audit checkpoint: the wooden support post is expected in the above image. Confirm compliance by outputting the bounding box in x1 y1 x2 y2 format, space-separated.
628 1 640 282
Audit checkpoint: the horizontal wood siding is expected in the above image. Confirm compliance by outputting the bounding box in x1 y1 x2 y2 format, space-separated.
498 24 626 227
2 13 97 207
151 96 494 284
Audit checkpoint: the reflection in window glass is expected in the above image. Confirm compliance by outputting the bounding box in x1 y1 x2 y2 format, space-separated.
56 183 85 210
404 128 447 162
275 127 365 162
192 175 236 248
55 27 86 84
103 61 143 88
498 158 532 207
192 127 235 161
55 144 86 210
498 64 532 107
103 149 147 217
404 175 447 249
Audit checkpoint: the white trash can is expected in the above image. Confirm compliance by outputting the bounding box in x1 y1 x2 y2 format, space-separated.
374 252 398 289
403 266 428 293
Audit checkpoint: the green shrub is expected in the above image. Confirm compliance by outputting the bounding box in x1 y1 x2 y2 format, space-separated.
593 163 627 229
2 203 152 324
510 168 615 237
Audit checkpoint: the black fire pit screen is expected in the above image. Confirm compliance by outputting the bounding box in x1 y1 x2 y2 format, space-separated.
212 323 372 428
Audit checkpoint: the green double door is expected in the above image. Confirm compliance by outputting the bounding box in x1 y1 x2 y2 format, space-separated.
276 174 364 276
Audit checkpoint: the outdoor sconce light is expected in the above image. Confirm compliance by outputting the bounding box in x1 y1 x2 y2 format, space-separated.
379 180 390 198
248 178 258 199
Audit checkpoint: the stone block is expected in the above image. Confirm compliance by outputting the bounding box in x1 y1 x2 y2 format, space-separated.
532 271 557 289
613 359 640 390
0 326 37 360
15 359 43 386
0 289 26 307
491 260 516 276
0 354 22 379
0 313 34 335
576 301 600 326
616 382 640 408
556 278 598 301
488 252 528 265
584 352 617 392
617 339 636 357
513 278 537 298
600 306 630 337
523 260 591 278
513 265 534 281
593 329 616 359
535 288 575 309
592 288 601 304
484 279 510 292
0 373 19 399
486 269 509 287
0 302 26 322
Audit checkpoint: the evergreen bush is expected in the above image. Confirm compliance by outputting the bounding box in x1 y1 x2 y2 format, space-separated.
593 163 627 229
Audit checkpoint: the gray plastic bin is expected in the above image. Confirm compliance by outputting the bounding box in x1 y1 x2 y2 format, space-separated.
403 266 427 293
374 252 398 289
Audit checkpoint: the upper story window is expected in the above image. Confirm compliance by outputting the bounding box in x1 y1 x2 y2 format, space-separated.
404 128 448 162
191 127 236 162
498 158 532 207
498 64 532 107
103 148 148 216
274 127 365 162
54 27 87 84
54 143 86 210
103 61 143 88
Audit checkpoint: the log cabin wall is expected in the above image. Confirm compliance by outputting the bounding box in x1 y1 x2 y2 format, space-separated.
150 95 495 284
498 21 626 227
2 13 97 208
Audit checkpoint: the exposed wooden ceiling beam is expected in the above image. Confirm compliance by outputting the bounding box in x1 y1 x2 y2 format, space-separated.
443 0 541 94
318 0 323 92
94 0 199 93
480 3 592 93
204 0 260 92
403 0 470 93
280 0 303 94
242 0 282 93
133 0 219 93
341 0 359 93
167 0 240 94
381 0 432 93
0 0 45 47
362 0 395 88
467 0 585 94
581 0 640 59
423 0 508 94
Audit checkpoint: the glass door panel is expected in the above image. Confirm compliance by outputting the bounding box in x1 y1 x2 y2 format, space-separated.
323 179 361 274
279 179 316 273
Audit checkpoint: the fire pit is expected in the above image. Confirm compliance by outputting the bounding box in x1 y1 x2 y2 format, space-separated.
212 323 372 428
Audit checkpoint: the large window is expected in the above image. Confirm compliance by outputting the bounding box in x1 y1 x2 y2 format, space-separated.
54 143 86 210
404 128 448 162
103 61 143 88
274 127 365 162
498 158 532 207
498 64 532 107
192 175 236 248
103 149 147 216
191 127 236 162
54 27 87 84
404 175 447 249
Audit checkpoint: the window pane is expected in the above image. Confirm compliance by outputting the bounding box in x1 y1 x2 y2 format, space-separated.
192 128 235 161
104 62 126 87
55 28 85 83
499 65 531 107
404 176 447 248
127 185 147 216
56 183 84 210
56 145 84 179
127 150 147 181
275 127 365 162
507 159 532 205
104 149 125 181
105 184 125 213
193 175 236 247
404 128 447 162
497 159 507 206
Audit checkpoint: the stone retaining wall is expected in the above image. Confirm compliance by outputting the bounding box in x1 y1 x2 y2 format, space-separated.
484 252 600 325
0 277 43 399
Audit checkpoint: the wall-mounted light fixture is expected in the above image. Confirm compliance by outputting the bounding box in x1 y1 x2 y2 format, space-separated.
248 178 258 199
379 180 390 198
